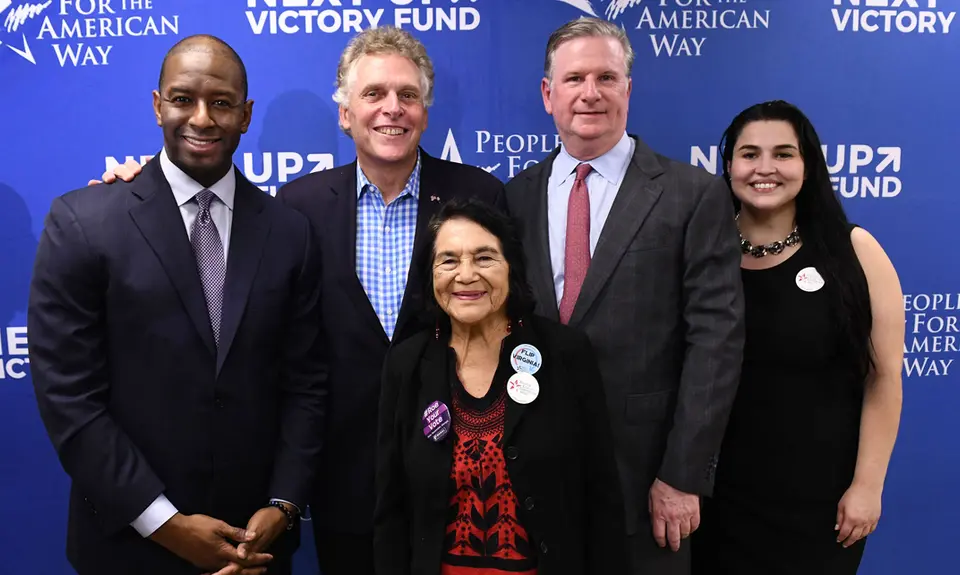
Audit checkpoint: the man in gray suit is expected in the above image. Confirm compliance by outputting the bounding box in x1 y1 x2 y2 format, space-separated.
505 18 745 574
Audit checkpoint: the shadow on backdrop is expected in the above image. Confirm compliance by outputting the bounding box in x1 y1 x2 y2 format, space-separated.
419 59 464 166
0 183 37 328
0 183 70 575
258 89 340 176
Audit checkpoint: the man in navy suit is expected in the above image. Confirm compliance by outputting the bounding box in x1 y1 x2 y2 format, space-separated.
95 27 505 575
28 35 326 575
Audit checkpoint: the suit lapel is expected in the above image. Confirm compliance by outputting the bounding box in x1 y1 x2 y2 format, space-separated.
569 137 664 326
216 171 270 376
500 321 537 445
128 159 216 356
416 336 456 510
395 150 444 340
525 151 561 321
333 161 389 342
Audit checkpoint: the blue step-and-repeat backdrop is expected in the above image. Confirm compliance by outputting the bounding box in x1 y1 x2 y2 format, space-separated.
1 1 957 573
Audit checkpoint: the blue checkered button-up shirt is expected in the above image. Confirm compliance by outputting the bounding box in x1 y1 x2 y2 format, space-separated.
356 154 421 340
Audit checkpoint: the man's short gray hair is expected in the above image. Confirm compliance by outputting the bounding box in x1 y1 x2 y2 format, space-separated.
543 17 635 81
332 26 435 108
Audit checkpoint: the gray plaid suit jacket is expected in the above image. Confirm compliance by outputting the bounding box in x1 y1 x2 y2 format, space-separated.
506 135 745 571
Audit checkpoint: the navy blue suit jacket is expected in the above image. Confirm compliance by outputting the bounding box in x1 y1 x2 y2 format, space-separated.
28 157 327 575
276 149 505 533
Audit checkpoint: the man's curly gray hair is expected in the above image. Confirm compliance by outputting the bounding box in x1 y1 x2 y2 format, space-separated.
332 26 435 109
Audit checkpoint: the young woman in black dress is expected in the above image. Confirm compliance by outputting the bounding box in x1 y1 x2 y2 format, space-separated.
692 101 904 574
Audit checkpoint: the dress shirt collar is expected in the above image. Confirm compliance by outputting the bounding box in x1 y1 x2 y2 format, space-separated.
158 147 236 210
356 151 422 201
553 131 632 185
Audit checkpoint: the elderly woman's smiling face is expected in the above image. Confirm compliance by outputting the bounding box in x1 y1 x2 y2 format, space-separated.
432 217 510 327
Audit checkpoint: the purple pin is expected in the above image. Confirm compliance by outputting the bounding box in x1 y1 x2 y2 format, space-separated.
422 400 451 442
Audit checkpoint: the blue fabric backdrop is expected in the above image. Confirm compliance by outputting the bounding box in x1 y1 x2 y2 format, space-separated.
1 0 957 573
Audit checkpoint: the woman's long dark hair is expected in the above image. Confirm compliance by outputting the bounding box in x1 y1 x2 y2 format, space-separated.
719 100 874 384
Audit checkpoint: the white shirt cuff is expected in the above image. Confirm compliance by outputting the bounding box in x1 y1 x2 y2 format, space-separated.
131 494 178 537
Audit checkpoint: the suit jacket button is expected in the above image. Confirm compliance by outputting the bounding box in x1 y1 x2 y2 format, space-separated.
215 397 224 408
505 446 518 460
540 541 548 554
524 497 535 511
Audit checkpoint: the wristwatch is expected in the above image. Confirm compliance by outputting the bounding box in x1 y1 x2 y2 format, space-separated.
267 500 297 530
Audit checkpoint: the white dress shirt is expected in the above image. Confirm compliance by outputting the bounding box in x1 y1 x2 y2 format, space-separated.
129 149 235 538
547 132 635 304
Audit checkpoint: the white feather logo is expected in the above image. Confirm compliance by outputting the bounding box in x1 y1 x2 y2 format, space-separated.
554 0 598 18
604 0 643 20
554 0 644 20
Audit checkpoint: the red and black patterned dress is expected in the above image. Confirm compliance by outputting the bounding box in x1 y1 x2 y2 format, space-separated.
440 348 537 575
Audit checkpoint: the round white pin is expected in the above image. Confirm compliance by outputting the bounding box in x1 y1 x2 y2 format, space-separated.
796 267 825 292
510 344 543 375
507 372 540 405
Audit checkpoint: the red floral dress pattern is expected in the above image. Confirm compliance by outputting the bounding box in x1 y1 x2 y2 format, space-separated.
441 385 537 575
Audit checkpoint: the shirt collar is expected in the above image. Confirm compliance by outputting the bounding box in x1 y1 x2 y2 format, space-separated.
158 147 236 210
554 132 632 185
356 151 422 201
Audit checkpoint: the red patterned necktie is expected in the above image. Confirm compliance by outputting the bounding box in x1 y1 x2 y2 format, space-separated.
559 163 593 325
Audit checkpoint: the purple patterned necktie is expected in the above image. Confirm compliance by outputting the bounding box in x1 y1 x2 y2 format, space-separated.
191 189 225 346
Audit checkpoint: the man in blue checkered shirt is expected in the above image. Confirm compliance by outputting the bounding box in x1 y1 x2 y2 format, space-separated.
92 25 506 575
276 26 506 575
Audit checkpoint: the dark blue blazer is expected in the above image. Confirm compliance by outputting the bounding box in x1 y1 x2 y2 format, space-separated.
276 149 505 533
28 157 327 575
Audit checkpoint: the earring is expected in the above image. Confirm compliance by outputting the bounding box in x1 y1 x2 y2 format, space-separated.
435 320 440 340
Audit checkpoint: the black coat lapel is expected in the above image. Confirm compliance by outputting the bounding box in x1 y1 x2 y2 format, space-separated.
500 322 539 446
216 171 269 376
569 137 664 326
333 161 388 342
523 150 561 321
395 150 445 341
416 336 456 511
128 158 216 356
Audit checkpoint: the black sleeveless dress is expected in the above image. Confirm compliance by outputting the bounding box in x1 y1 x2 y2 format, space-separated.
692 242 868 574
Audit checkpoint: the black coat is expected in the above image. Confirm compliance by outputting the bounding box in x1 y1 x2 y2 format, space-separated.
276 149 506 533
374 314 628 575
